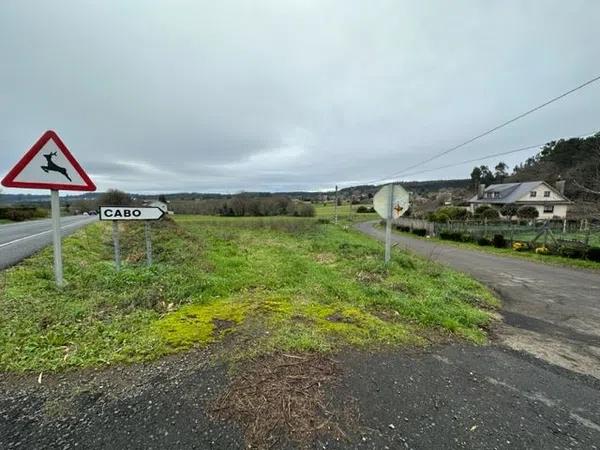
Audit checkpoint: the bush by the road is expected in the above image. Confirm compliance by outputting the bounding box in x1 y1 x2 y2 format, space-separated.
171 195 315 217
477 237 492 246
492 234 506 248
356 206 375 213
586 247 600 262
411 228 427 237
0 207 47 222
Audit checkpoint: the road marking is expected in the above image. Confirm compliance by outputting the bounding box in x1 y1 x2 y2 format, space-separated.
0 220 94 249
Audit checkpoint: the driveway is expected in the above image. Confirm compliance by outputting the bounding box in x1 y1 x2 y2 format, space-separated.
356 221 600 378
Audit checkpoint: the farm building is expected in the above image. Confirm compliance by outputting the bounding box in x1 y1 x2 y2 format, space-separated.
469 181 571 219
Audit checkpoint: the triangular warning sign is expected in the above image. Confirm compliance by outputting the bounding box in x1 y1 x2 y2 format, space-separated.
1 130 96 191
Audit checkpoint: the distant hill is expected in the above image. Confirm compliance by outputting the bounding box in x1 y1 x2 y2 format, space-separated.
508 132 600 202
0 179 470 206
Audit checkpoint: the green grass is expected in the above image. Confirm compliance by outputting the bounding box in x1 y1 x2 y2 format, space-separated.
0 216 498 372
0 219 12 224
392 227 600 271
314 202 379 221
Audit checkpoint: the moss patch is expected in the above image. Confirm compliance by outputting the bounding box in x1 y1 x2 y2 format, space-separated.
154 300 250 348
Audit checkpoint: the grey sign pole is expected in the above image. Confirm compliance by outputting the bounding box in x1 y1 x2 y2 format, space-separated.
50 189 64 286
112 221 121 271
334 185 338 224
384 185 393 264
144 221 153 267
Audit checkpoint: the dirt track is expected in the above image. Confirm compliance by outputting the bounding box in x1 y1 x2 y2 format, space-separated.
356 221 600 379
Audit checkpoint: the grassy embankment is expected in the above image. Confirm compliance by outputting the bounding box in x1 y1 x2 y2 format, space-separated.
0 216 498 372
390 226 600 271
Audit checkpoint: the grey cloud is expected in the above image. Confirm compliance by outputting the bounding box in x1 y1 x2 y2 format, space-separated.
1 0 599 194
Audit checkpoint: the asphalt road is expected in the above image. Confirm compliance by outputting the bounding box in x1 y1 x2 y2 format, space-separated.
356 221 600 378
2 345 599 449
0 215 98 270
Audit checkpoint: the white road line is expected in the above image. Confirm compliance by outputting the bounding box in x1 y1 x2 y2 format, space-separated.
0 220 94 249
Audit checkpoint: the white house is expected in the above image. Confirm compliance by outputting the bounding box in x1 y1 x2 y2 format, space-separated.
469 180 571 219
144 200 171 214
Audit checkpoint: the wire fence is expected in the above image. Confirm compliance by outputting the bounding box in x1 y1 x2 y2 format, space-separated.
436 219 600 247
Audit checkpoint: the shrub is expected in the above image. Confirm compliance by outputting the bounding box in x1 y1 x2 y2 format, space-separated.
558 243 587 259
500 203 519 218
395 225 410 232
517 206 539 220
356 205 369 213
481 208 500 220
412 228 427 237
0 207 47 221
439 231 453 240
460 233 474 243
587 247 600 262
317 218 330 224
477 237 491 246
492 234 506 248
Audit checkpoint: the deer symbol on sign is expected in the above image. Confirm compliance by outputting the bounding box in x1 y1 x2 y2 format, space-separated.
41 152 72 181
393 204 404 216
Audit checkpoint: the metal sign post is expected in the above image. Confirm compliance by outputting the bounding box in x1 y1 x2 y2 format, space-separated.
373 184 410 264
1 130 96 287
99 206 165 270
384 187 394 264
144 221 153 266
334 185 338 224
112 221 121 271
50 189 64 286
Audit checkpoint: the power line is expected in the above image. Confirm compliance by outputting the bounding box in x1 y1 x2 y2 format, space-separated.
396 129 597 179
397 143 543 178
369 74 600 184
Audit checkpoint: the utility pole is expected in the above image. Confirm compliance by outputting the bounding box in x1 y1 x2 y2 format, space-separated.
334 185 338 224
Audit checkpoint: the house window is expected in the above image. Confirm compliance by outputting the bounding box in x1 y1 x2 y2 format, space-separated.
486 192 493 198
493 192 500 198
530 191 537 197
543 205 554 213
544 191 551 197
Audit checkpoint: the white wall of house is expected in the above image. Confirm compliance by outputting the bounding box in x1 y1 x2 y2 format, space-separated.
535 204 568 219
469 202 568 219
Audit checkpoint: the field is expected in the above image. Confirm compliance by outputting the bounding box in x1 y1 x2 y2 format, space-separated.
0 216 498 372
314 202 379 221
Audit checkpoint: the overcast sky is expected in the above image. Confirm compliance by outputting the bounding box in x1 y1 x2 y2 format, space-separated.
1 1 599 194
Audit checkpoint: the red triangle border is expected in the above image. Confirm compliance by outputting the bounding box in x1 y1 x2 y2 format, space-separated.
1 130 96 191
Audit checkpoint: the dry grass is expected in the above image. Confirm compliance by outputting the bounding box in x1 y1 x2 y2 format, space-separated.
212 353 349 448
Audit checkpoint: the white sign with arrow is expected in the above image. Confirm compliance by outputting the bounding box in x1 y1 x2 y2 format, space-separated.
99 206 165 221
99 206 165 271
373 184 410 263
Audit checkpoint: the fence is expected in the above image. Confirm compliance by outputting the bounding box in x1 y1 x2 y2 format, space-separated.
392 217 436 236
437 219 600 247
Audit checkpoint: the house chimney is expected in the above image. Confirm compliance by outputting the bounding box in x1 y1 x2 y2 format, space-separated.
478 183 485 199
555 180 566 195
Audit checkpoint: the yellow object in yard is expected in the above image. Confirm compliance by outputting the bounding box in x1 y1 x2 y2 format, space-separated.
512 242 528 252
